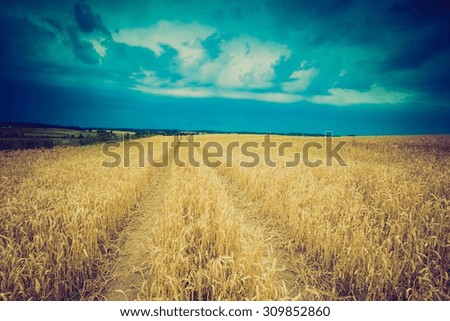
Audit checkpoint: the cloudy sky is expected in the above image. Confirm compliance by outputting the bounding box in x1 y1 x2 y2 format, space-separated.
0 0 449 134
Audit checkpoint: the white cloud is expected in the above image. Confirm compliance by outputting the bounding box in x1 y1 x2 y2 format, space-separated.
133 85 304 104
114 21 410 106
90 39 107 57
117 21 295 103
130 68 168 87
131 75 410 106
115 21 291 91
309 85 411 106
195 35 291 89
113 20 216 69
281 62 318 93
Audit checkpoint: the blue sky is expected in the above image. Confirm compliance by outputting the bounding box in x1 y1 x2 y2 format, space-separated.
0 0 449 134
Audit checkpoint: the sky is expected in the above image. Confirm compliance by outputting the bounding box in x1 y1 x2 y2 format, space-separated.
0 0 449 135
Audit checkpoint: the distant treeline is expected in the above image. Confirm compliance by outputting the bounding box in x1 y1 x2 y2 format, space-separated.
0 130 123 150
0 122 83 130
0 122 348 137
0 138 56 150
0 122 348 150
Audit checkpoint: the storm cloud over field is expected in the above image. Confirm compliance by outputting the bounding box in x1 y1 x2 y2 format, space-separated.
1 0 449 134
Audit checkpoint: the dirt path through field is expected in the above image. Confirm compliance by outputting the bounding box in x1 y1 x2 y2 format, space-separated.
105 136 300 300
104 166 169 300
104 139 180 301
214 172 302 298
191 141 302 298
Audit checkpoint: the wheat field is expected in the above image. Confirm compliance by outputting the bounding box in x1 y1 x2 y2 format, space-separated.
0 135 449 300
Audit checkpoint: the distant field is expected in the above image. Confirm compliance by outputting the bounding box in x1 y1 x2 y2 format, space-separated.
0 135 449 300
0 127 95 137
0 127 135 150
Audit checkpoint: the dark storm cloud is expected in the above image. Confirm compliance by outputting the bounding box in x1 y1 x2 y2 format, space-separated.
45 18 64 32
68 27 100 65
265 0 354 20
230 4 243 20
153 44 181 80
0 15 60 73
0 0 449 134
390 0 450 22
0 3 178 89
0 0 449 107
100 41 180 81
201 32 225 60
382 30 450 70
366 0 450 99
383 0 450 70
261 0 450 100
73 1 111 37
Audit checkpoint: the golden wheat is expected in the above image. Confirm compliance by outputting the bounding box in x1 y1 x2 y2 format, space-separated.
138 150 287 300
0 138 165 300
209 135 450 300
0 135 449 300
